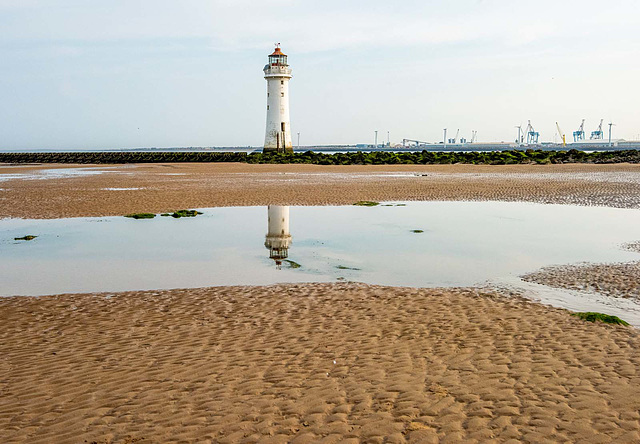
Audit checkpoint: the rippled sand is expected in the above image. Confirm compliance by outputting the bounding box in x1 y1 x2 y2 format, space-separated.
2 163 640 218
523 242 640 301
1 283 639 443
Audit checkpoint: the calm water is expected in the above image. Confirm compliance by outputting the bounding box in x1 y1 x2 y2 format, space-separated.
2 201 640 297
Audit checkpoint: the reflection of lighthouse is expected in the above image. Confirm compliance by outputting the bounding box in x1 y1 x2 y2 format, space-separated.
265 205 292 266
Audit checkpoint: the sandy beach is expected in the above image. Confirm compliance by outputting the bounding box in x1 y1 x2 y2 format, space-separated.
2 162 640 218
1 283 640 444
2 162 640 442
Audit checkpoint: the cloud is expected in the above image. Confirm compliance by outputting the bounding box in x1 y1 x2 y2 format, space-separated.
2 0 627 52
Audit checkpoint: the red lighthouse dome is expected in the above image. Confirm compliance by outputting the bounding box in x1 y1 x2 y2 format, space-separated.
269 44 288 66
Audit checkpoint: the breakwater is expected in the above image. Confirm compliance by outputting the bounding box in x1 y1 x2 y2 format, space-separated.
0 151 247 164
1 149 639 165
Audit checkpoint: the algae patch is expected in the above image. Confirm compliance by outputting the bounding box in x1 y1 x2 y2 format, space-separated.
354 201 379 207
336 265 361 270
161 210 204 218
283 260 301 269
572 312 629 326
127 210 203 219
14 235 37 241
172 210 203 218
124 213 156 219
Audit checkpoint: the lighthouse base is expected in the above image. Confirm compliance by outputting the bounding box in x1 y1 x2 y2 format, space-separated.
263 146 293 154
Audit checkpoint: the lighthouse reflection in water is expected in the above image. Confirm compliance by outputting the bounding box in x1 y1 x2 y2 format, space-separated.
265 205 292 268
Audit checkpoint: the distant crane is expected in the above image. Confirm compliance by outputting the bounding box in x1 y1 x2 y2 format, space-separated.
402 138 430 147
515 125 524 145
556 122 567 147
525 120 540 144
573 119 585 142
590 119 604 139
608 122 616 147
471 130 478 143
448 128 460 144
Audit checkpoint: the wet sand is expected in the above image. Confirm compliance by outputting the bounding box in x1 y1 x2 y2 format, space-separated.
523 261 640 301
2 162 640 218
1 283 640 443
523 242 640 301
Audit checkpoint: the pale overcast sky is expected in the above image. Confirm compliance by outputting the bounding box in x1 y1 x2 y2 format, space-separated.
1 0 639 149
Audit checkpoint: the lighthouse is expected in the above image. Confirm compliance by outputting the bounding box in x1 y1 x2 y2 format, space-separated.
263 44 293 153
265 205 292 266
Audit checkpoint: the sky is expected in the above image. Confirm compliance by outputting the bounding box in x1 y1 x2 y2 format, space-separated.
1 0 639 149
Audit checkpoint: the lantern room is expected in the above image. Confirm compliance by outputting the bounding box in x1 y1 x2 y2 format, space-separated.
268 45 288 66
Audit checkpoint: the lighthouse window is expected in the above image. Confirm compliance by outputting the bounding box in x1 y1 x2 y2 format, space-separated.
267 105 269 110
281 122 286 132
280 80 284 85
281 92 284 97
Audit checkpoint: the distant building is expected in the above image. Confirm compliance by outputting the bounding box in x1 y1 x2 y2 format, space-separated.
263 44 293 153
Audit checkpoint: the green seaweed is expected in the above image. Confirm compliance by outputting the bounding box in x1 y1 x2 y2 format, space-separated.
283 260 301 269
571 312 629 326
170 210 203 218
353 201 380 207
336 265 361 270
126 210 202 219
14 235 37 241
124 213 156 219
411 229 424 233
2 149 640 166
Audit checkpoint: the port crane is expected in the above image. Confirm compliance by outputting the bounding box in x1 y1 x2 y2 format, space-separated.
525 120 540 144
447 129 460 144
573 119 585 142
402 138 430 147
515 125 524 145
608 122 615 147
590 119 604 139
556 122 567 147
459 130 478 144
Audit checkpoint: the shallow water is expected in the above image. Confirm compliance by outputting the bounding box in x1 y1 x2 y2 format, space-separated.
0 166 132 182
2 201 640 318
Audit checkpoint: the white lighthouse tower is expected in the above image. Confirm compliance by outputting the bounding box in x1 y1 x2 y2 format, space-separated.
265 205 292 266
263 44 293 153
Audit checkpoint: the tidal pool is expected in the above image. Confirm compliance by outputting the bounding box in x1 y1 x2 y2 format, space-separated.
2 201 640 322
